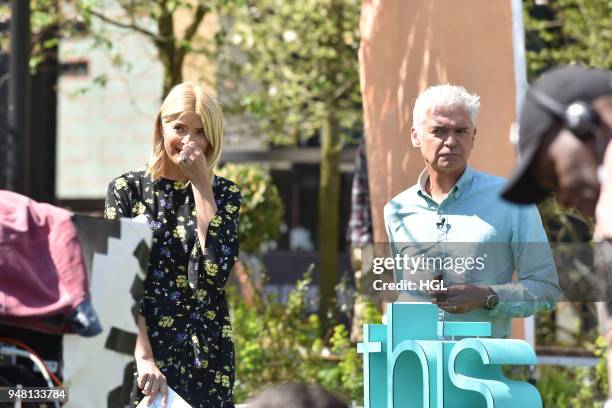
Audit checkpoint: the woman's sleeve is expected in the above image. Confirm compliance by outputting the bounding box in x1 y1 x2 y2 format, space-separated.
104 177 132 220
189 183 241 291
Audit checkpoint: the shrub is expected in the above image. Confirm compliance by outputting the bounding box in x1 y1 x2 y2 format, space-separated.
217 163 284 254
229 268 378 405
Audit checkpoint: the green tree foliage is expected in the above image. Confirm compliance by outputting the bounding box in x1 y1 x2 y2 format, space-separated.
1 1 74 73
216 163 284 254
7 1 222 95
220 0 362 331
229 267 375 404
524 0 612 78
75 0 217 95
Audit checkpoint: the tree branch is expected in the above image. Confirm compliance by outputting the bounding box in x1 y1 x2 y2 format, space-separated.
332 78 357 100
176 3 209 66
183 3 209 43
88 8 158 41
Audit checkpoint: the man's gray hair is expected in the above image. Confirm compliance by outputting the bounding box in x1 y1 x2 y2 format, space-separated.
412 84 481 133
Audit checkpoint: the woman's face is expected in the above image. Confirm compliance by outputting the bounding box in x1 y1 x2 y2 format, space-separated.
161 111 210 169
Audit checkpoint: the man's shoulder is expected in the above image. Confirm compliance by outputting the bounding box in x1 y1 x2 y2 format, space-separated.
384 184 420 217
470 169 543 225
471 169 508 190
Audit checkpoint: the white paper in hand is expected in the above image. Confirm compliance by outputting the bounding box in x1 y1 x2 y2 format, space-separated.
135 386 193 408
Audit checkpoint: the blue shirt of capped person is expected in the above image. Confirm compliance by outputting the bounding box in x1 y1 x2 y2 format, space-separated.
383 84 560 338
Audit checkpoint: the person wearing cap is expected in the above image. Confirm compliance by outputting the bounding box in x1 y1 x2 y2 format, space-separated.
501 64 612 406
501 65 612 219
384 84 560 339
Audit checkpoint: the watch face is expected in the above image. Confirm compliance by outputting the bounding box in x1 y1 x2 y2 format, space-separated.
485 294 499 309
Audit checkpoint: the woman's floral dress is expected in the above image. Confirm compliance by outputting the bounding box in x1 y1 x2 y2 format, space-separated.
104 169 240 408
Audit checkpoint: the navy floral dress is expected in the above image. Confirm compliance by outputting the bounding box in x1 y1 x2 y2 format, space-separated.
104 169 240 408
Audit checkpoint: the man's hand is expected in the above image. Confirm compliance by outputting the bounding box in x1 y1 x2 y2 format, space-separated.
136 357 168 407
429 284 491 314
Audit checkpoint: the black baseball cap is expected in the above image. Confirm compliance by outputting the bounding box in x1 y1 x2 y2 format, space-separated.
501 65 612 204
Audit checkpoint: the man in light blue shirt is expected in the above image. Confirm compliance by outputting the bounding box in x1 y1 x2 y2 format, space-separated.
384 84 560 338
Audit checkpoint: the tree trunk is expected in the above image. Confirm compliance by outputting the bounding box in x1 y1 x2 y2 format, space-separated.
318 110 341 333
162 57 183 97
157 6 182 97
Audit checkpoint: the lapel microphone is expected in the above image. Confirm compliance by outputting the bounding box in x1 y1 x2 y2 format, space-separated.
436 217 446 229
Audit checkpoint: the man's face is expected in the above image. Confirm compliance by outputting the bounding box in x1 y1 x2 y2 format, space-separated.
411 105 476 174
529 94 612 217
530 129 600 216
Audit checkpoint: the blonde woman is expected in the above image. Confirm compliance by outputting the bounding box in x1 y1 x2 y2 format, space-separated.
105 82 240 408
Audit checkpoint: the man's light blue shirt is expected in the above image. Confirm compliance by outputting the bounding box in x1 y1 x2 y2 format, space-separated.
383 165 560 338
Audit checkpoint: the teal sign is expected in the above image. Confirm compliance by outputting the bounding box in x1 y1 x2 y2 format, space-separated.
357 303 541 407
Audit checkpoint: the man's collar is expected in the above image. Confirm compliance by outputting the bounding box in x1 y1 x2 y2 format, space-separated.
417 168 430 192
455 165 475 195
417 165 475 198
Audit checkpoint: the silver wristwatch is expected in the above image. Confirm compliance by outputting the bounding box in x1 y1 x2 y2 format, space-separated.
484 289 499 310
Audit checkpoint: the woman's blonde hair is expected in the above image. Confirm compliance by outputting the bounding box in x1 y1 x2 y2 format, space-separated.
146 82 224 180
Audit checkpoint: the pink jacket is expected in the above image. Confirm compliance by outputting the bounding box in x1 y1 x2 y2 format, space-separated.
0 190 91 334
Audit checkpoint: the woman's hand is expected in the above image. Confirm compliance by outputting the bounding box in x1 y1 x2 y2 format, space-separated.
136 357 168 407
178 141 210 187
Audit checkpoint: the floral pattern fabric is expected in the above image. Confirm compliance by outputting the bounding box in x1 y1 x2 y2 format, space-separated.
104 169 240 408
